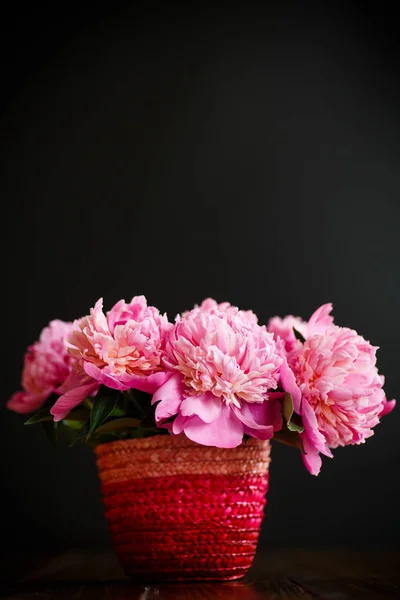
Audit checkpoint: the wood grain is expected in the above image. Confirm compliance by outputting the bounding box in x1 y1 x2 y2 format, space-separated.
1 549 399 599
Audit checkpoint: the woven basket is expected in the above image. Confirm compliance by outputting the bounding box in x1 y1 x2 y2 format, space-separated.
95 435 271 581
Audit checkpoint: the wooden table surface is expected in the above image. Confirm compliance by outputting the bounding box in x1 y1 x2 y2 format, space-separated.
1 549 399 599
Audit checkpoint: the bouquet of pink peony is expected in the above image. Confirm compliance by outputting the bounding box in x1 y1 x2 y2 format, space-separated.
9 296 395 475
8 296 396 581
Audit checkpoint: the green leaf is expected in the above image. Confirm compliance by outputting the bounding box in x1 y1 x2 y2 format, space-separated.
109 393 127 418
83 398 94 410
90 396 118 435
61 407 90 431
69 422 90 446
95 417 141 434
24 407 53 425
283 392 304 433
62 419 87 431
41 420 58 446
109 406 126 417
293 327 305 343
66 407 90 421
274 428 304 453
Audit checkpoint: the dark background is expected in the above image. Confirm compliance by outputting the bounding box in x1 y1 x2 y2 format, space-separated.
2 3 399 554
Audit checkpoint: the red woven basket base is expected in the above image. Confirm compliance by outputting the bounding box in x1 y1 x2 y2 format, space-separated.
123 568 250 583
102 472 267 581
96 439 270 581
101 473 269 495
111 528 261 547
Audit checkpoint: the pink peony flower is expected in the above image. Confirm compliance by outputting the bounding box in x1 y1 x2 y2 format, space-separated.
8 320 73 414
152 298 283 448
268 315 308 353
268 303 333 353
185 297 260 328
278 304 396 475
51 296 172 422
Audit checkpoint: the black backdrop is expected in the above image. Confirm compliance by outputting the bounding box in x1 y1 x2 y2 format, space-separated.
2 3 399 553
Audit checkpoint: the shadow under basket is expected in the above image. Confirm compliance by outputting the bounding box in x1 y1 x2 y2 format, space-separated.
95 436 271 582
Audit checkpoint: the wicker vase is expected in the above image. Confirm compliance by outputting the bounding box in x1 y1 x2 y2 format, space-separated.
95 436 271 581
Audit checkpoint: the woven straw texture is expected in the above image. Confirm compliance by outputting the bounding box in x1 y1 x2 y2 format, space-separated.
95 435 270 581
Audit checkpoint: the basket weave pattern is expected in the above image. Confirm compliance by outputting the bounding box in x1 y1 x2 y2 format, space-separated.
95 436 270 581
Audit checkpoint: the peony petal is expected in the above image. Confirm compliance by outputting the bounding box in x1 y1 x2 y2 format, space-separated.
268 315 308 352
302 399 332 456
242 424 274 441
90 298 110 335
380 398 396 417
7 319 74 416
83 362 129 391
56 370 93 395
122 371 171 394
233 400 280 432
106 299 126 334
153 374 184 422
307 303 334 337
180 392 222 423
152 373 182 403
7 390 52 414
172 413 191 435
180 404 244 448
301 433 322 476
50 382 99 422
279 358 302 413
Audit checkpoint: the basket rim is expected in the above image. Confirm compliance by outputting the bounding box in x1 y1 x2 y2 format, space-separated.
94 434 270 456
